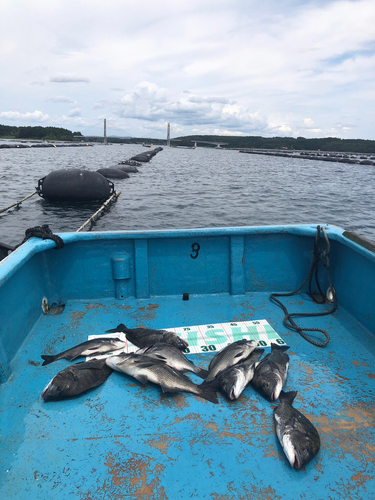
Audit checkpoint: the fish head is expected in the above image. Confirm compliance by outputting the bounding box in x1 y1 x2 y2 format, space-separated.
41 375 68 401
292 434 317 469
173 337 189 351
218 368 246 400
162 332 188 351
280 429 320 469
110 338 128 350
259 372 283 401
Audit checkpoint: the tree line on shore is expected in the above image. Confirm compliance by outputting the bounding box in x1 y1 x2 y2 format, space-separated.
176 135 375 153
1 124 374 153
0 124 82 142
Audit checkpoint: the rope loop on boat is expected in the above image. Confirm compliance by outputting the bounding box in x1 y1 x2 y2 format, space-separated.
270 225 336 347
18 224 64 250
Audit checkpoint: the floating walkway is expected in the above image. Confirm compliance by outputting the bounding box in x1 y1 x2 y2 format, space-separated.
239 149 375 165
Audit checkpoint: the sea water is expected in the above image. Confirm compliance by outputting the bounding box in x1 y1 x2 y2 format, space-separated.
0 144 374 246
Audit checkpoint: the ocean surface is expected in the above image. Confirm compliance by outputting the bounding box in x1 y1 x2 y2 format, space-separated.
0 143 374 247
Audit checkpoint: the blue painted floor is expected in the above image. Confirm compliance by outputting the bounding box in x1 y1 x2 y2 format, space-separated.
1 292 374 499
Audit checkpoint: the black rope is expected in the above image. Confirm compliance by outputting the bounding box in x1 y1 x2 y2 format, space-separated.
270 225 336 347
17 224 64 250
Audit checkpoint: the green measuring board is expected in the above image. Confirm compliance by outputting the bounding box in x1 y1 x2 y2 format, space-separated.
171 319 285 354
87 319 285 358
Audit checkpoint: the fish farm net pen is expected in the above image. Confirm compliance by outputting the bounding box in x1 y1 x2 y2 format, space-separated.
76 191 121 232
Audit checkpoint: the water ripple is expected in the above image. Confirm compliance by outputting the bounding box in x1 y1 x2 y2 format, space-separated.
0 145 374 245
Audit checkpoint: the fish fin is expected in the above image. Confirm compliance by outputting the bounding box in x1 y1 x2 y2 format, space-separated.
159 384 177 394
271 343 290 352
41 355 56 366
141 345 156 354
280 390 297 403
133 374 149 385
72 359 107 370
254 348 265 356
152 354 169 363
199 387 219 404
195 367 210 379
199 378 221 392
105 323 127 333
64 353 81 361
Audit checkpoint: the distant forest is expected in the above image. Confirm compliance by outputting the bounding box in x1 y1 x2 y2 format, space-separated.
1 124 375 152
0 124 82 141
175 135 375 153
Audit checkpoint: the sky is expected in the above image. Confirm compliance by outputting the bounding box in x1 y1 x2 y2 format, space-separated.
1 0 375 140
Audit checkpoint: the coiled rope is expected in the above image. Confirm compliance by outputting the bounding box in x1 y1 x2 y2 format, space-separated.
16 224 64 250
270 225 336 347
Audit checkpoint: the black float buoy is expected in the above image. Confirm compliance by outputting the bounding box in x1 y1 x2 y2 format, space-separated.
96 168 130 179
37 169 114 202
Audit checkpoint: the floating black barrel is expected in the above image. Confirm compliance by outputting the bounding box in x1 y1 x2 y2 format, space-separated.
96 168 130 179
116 165 138 173
38 169 114 202
119 159 142 167
129 152 154 162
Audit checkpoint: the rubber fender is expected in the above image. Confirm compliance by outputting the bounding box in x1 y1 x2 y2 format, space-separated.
119 160 142 167
38 169 114 202
116 164 138 173
129 153 153 162
96 168 130 179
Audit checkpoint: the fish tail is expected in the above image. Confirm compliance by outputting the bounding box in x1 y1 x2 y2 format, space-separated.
271 343 290 352
279 390 297 403
198 386 219 404
105 323 128 333
195 367 210 379
41 355 56 366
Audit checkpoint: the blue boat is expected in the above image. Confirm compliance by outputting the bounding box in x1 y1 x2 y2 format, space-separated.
0 224 374 499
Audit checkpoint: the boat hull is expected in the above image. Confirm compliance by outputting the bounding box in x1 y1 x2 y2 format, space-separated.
0 225 374 499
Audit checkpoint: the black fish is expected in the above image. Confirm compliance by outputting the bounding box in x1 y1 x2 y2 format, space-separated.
203 339 258 384
106 353 218 404
251 343 290 401
217 349 265 400
274 390 321 469
106 323 188 351
41 337 127 366
137 343 208 379
41 359 113 401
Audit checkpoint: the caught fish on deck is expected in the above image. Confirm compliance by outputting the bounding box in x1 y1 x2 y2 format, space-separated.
41 359 114 401
203 339 258 384
251 343 290 401
217 349 265 400
41 337 127 365
105 323 188 350
136 343 208 379
274 390 321 469
106 353 218 404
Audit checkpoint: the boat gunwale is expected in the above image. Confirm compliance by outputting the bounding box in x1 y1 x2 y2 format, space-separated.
1 224 375 287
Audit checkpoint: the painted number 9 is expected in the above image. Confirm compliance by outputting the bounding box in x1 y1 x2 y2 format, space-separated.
190 243 200 259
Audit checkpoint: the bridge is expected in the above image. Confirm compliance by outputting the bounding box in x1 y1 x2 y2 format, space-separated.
191 140 228 149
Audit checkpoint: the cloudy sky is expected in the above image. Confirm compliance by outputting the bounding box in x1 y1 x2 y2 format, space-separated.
1 0 375 139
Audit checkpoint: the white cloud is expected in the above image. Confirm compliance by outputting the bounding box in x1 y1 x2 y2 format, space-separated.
50 74 90 83
67 108 82 117
46 96 77 103
0 110 50 122
303 118 314 127
0 0 374 139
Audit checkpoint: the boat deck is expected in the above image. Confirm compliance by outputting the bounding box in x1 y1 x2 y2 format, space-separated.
1 291 374 499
